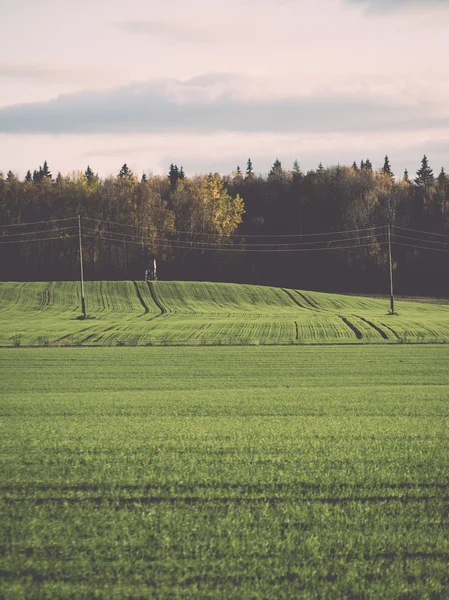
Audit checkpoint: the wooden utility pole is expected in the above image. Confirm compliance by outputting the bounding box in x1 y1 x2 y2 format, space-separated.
387 224 395 315
78 215 87 319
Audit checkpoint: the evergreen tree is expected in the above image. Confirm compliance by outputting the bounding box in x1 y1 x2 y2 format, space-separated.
403 168 410 183
118 163 131 179
268 158 283 181
360 160 365 170
245 158 254 180
292 159 303 181
141 173 147 183
352 161 358 171
364 159 373 172
85 165 95 184
414 155 434 187
437 167 446 186
42 160 52 180
33 168 43 183
118 163 132 179
179 166 185 180
382 155 394 178
24 170 32 183
6 171 16 182
168 163 180 186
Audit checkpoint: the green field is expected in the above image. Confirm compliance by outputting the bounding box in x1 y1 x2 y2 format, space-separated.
1 281 449 346
1 345 449 598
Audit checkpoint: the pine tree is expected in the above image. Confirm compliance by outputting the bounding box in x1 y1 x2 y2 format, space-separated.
364 159 373 172
141 173 147 183
352 161 358 171
85 165 95 184
292 159 303 181
268 158 284 182
118 163 132 179
33 167 44 183
245 158 254 180
414 155 434 187
6 171 16 182
42 160 52 180
168 163 180 186
437 167 446 186
403 168 410 183
24 170 32 183
179 166 185 180
360 160 365 170
382 155 394 178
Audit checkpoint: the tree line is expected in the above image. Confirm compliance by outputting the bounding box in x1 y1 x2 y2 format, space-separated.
0 155 448 295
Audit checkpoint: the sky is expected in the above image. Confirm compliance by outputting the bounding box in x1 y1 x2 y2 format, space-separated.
1 0 449 179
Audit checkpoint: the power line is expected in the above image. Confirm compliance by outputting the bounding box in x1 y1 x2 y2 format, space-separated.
0 226 77 239
83 233 387 253
394 242 449 254
0 217 76 228
395 226 449 239
0 234 78 244
393 233 449 247
83 216 385 239
82 226 385 248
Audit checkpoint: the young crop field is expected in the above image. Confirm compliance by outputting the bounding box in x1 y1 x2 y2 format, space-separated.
1 280 449 346
1 345 449 598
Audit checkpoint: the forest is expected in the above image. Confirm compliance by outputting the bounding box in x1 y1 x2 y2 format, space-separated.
0 156 448 295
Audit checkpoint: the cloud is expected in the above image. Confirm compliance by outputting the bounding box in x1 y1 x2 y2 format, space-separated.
346 0 449 11
0 73 447 136
117 20 231 44
0 62 118 85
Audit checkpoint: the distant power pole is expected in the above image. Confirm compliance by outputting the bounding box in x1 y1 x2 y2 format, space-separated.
387 224 395 315
78 215 87 319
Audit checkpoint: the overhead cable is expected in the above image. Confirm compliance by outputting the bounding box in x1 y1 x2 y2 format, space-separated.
83 233 387 253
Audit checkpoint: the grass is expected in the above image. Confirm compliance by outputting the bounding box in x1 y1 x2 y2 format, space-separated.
1 345 449 598
1 280 449 346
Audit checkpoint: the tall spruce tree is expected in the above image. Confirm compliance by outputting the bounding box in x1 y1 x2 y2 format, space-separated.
268 158 283 181
85 165 95 184
415 155 434 187
292 159 303 181
382 155 394 178
42 160 52 180
245 158 254 180
118 163 132 179
437 167 446 186
403 168 410 183
24 170 32 183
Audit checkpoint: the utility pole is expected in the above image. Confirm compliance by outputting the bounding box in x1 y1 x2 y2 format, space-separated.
387 224 395 315
78 215 87 319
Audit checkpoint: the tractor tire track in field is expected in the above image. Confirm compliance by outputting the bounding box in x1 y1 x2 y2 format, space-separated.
380 322 401 339
4 481 449 493
339 316 363 340
357 316 389 340
6 495 447 506
133 281 149 314
295 290 322 310
294 321 299 340
146 282 165 317
282 288 314 311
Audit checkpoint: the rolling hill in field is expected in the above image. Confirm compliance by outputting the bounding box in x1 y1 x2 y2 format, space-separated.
0 281 448 346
